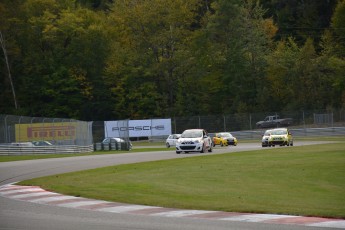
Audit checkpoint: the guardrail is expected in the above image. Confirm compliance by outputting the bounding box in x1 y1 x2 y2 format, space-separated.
0 145 94 155
232 127 345 140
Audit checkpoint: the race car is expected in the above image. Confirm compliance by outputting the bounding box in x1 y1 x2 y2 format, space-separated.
213 132 238 147
176 129 213 154
263 128 293 147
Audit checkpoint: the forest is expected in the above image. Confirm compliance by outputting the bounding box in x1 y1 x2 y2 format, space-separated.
1 0 344 121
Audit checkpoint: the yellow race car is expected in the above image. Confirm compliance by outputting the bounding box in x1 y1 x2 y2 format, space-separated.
266 128 293 147
213 132 238 147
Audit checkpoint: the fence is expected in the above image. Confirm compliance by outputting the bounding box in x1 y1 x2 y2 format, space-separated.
1 109 344 154
0 114 93 154
170 109 345 134
93 110 344 142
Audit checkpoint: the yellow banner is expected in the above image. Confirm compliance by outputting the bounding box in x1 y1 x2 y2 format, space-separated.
15 123 77 142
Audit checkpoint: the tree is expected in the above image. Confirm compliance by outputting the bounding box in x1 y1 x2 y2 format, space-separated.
11 0 112 119
266 38 299 111
200 0 276 113
320 1 345 109
0 0 343 120
105 0 203 118
260 0 338 45
331 0 345 57
266 35 345 110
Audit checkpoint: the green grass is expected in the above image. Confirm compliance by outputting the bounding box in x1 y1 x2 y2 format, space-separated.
19 142 345 218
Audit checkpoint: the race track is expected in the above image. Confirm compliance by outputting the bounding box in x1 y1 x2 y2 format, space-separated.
1 141 344 230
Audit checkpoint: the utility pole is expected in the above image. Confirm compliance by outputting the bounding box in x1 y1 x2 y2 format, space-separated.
0 30 18 109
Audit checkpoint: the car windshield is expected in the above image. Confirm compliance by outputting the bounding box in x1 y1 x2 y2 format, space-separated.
170 134 181 139
102 138 124 143
181 130 203 138
220 133 232 138
102 138 110 143
271 129 287 135
264 130 271 136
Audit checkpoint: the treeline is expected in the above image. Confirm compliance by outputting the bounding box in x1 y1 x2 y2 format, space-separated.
0 0 344 121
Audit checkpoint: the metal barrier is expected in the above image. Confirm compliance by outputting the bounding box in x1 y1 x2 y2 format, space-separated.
231 127 345 140
0 144 94 155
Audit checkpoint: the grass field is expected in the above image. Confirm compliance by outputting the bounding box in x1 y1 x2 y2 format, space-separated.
19 141 345 219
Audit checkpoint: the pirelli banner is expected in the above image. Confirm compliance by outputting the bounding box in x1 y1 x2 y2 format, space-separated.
15 122 77 142
105 119 171 138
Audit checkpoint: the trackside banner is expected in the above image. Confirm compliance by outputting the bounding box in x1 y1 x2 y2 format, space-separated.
15 123 77 142
104 119 171 137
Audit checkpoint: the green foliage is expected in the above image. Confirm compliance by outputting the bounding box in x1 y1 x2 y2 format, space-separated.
260 0 338 45
331 0 345 57
0 0 344 119
203 0 274 113
104 0 202 118
266 30 345 111
0 0 113 119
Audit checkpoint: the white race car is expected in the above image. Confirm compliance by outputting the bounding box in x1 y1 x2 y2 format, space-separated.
176 129 213 154
165 134 181 148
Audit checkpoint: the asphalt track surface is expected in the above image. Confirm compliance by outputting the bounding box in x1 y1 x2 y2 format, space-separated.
1 141 344 230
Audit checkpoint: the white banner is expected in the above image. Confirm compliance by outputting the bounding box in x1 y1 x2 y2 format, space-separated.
105 119 171 138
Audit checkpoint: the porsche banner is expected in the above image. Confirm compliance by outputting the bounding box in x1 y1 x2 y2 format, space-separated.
105 119 171 138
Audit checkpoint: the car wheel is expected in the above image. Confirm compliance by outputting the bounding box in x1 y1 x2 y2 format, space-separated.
166 143 170 148
220 142 224 147
176 151 180 154
290 141 293 146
